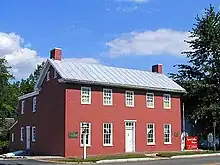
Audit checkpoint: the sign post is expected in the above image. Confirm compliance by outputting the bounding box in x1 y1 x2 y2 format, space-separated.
82 122 88 160
213 122 216 151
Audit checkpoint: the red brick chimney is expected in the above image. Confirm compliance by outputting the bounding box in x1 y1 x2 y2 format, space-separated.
152 64 162 73
50 48 62 61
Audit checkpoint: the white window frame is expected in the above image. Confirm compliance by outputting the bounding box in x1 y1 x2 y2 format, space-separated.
11 133 14 142
147 123 155 145
46 71 50 81
21 100 25 114
125 91 134 107
33 97 37 112
32 126 36 142
54 69 57 79
163 94 171 109
146 93 154 108
80 122 91 147
20 127 24 141
103 123 113 146
103 89 113 106
164 124 172 144
81 87 91 104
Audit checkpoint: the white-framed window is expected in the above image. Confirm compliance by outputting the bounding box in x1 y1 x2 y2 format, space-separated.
103 89 112 106
46 71 50 81
103 123 113 146
32 126 36 142
20 127 24 141
81 87 91 104
80 122 91 146
164 124 172 144
11 133 14 142
163 94 171 109
21 100 25 114
54 69 57 79
33 97 36 112
125 91 134 107
146 93 154 108
147 123 155 145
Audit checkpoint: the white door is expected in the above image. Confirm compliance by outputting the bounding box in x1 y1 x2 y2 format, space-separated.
125 121 135 152
26 126 31 149
125 128 134 152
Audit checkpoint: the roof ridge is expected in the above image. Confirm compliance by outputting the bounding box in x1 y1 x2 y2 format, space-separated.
61 58 163 75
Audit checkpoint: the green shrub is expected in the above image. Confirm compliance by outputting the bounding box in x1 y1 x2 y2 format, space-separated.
0 141 8 147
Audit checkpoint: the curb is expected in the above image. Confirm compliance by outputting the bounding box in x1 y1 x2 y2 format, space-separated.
37 157 169 164
96 157 169 163
25 153 220 164
170 153 220 159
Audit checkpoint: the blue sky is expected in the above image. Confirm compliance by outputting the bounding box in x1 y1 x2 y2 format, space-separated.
0 0 219 79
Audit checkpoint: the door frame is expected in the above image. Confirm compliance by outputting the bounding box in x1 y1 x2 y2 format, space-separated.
124 120 136 152
26 126 31 150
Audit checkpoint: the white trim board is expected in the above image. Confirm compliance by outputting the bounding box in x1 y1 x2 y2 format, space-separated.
18 91 40 100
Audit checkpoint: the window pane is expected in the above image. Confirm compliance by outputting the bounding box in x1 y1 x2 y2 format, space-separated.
103 123 112 145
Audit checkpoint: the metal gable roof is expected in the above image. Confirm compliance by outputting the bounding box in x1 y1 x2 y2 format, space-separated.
48 58 186 93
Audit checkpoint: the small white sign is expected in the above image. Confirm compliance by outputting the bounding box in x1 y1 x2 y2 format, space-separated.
208 133 213 143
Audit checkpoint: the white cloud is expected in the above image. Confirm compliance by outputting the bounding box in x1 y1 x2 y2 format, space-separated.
0 32 100 80
0 32 44 80
105 29 190 57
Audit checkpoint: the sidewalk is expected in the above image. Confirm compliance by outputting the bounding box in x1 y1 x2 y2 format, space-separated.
96 153 220 164
3 151 220 164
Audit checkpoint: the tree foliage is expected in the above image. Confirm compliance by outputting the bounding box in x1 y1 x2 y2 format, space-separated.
19 62 45 95
0 58 14 126
170 5 220 135
0 58 44 141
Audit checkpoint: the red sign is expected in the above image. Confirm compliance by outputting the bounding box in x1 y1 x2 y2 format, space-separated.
185 136 198 150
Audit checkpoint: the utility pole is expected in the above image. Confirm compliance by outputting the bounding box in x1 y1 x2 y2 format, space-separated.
213 121 216 151
181 103 186 151
183 103 185 135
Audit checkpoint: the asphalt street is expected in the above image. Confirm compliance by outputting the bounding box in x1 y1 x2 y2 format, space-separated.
1 157 220 165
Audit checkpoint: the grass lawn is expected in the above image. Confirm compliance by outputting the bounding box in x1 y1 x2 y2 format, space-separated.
53 153 151 163
156 150 220 157
47 150 220 163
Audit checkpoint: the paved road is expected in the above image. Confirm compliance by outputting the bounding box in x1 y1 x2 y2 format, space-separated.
1 157 220 165
0 159 56 165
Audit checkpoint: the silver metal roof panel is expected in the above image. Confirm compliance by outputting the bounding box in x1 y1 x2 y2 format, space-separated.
49 58 186 93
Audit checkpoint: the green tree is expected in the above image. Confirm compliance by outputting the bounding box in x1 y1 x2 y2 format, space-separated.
170 5 220 135
0 58 14 124
19 61 45 94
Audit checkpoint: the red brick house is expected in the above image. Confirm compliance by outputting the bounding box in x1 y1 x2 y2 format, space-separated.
9 48 186 157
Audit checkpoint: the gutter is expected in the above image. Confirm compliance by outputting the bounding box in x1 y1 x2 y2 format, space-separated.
58 78 186 94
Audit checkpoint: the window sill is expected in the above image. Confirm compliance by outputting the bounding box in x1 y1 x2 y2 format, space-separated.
103 104 113 106
147 143 155 146
81 103 91 105
164 107 171 110
126 105 134 108
80 145 91 147
103 144 113 147
147 106 154 109
164 142 172 145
